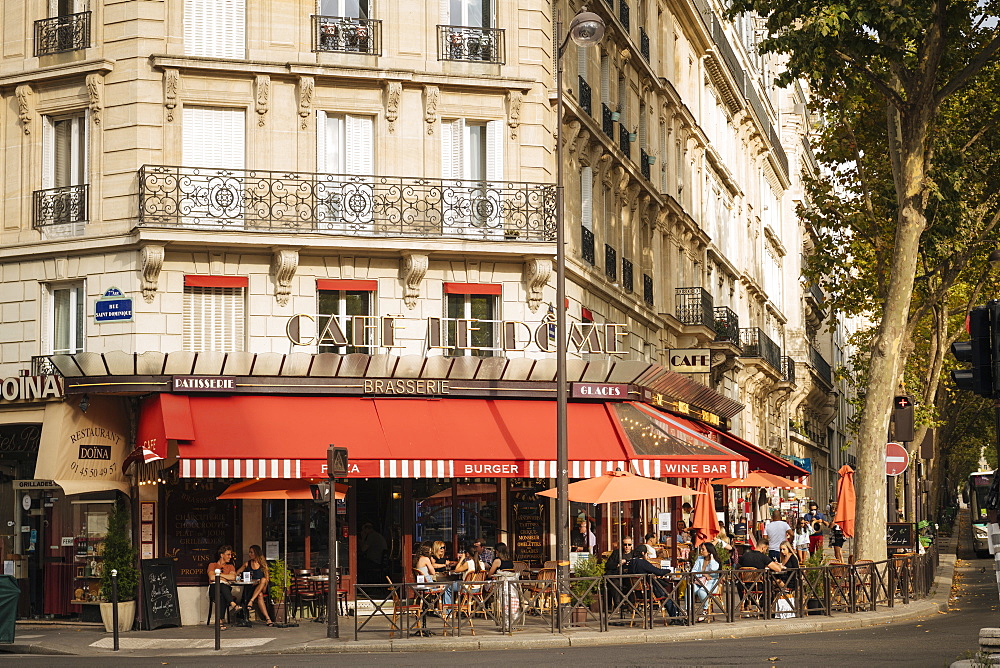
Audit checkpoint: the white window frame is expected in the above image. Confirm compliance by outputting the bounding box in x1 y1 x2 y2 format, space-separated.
444 292 499 357
317 288 375 353
49 0 88 17
184 0 246 59
441 118 505 238
46 282 85 356
317 111 375 232
182 285 246 352
444 0 491 27
42 112 88 190
319 0 369 18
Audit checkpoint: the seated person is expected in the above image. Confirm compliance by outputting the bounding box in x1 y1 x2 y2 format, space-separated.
206 545 243 628
413 541 439 579
450 539 488 599
739 534 785 573
572 520 598 553
487 542 515 577
431 540 453 570
627 545 675 599
691 542 721 620
605 537 634 576
775 540 799 589
235 544 273 626
675 520 692 545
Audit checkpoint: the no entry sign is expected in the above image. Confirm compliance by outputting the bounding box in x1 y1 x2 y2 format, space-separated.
886 442 909 476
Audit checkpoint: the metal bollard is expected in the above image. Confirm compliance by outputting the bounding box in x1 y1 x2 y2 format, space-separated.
214 570 221 651
111 569 119 651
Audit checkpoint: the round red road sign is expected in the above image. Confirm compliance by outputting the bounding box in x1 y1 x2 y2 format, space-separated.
885 442 909 476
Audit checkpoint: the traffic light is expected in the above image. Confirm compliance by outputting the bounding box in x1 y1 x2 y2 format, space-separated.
310 481 331 504
951 303 996 397
892 395 914 442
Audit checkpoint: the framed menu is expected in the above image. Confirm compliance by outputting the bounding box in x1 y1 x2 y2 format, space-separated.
509 479 549 566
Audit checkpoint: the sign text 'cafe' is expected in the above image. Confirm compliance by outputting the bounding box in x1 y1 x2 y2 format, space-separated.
286 313 631 355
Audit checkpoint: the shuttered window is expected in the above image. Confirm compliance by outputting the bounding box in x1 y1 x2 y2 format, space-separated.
580 166 593 231
183 107 245 169
316 112 374 175
183 286 246 352
441 118 503 182
444 0 490 27
42 114 87 189
184 0 245 58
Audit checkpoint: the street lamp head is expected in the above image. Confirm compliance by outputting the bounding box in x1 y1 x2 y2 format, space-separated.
569 11 605 47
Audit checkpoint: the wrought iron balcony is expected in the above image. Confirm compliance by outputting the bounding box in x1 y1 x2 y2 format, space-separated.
622 258 634 293
578 76 593 116
676 287 714 327
619 124 631 158
602 104 615 140
437 25 504 64
605 245 617 282
138 166 555 241
810 345 833 386
712 306 739 344
643 273 654 307
618 1 630 31
34 12 90 56
31 355 61 377
780 356 796 384
640 149 651 180
312 15 382 55
581 226 595 264
739 327 781 371
640 28 650 61
33 185 88 229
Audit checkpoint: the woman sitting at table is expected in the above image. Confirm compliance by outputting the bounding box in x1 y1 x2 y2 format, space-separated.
413 542 439 579
206 545 243 629
431 541 454 571
691 542 721 622
487 542 514 577
775 540 800 589
236 544 274 626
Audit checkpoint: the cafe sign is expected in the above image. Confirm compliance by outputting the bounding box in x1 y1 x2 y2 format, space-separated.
0 374 62 403
667 348 713 373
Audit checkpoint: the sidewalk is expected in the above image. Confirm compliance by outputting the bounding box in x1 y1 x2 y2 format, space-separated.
3 546 958 657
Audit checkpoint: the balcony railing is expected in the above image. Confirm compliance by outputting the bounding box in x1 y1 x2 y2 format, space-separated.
643 274 654 306
712 306 739 344
437 25 504 64
138 166 555 241
313 15 382 55
810 345 833 386
31 356 60 377
605 245 617 282
676 287 714 327
739 327 781 371
619 124 631 158
578 76 593 116
602 103 615 140
640 28 650 61
33 185 88 229
640 149 650 180
780 356 795 384
34 12 90 56
622 258 634 292
581 226 595 265
618 1 630 32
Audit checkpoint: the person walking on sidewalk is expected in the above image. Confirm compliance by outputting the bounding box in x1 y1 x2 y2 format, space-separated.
803 502 828 556
764 510 792 561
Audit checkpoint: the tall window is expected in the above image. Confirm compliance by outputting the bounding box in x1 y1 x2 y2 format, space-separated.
43 114 87 191
317 112 374 231
50 283 84 355
319 0 368 18
447 0 491 27
317 283 374 353
184 0 245 58
441 119 504 237
183 278 246 352
580 167 593 231
182 107 245 225
444 287 498 357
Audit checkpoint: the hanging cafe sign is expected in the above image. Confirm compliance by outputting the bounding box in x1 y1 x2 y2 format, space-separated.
285 313 632 355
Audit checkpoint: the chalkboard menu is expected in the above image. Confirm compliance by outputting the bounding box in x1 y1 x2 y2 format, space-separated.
886 522 915 548
140 559 180 630
510 480 549 566
163 480 236 585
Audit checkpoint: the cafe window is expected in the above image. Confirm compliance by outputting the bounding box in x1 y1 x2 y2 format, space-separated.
316 279 376 354
414 479 498 552
443 283 499 357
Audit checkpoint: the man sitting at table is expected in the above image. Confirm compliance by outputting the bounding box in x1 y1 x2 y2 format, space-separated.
627 546 682 619
739 533 786 572
572 520 597 553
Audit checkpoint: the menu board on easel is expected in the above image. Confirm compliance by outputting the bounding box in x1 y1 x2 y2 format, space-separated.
510 479 549 566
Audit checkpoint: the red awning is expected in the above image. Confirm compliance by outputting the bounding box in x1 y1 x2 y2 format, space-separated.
698 423 809 482
136 393 195 459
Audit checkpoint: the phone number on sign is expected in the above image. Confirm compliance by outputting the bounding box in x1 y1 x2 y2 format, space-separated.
70 461 117 478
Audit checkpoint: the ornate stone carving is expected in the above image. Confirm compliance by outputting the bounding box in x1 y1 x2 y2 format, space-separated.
384 81 402 133
271 249 299 307
297 76 314 130
597 153 613 186
15 85 33 135
86 73 102 125
582 143 604 168
255 75 270 126
139 245 165 303
626 183 641 210
400 253 428 309
506 90 522 139
423 86 439 135
572 130 591 164
523 258 552 313
164 69 179 122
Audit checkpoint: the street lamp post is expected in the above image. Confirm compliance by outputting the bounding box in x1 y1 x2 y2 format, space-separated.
554 7 605 632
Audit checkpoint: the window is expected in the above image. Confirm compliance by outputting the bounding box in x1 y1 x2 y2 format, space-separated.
317 112 375 231
182 107 245 226
184 0 245 58
444 286 499 356
317 281 375 353
38 113 88 228
35 0 90 56
439 0 500 63
447 0 491 27
315 0 378 54
441 119 504 237
49 283 84 355
319 0 368 18
183 278 246 352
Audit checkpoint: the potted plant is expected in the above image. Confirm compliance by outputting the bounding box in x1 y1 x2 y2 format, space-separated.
99 500 138 633
268 558 289 622
570 557 605 623
802 550 827 615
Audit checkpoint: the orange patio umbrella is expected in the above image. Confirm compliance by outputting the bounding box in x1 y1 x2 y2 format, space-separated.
710 470 777 488
754 471 810 490
537 469 700 504
834 465 856 538
218 478 346 500
689 478 720 546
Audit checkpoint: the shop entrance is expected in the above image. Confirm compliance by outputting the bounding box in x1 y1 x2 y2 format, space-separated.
354 479 402 584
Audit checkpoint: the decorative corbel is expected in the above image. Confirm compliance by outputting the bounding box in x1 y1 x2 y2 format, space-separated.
626 183 641 210
423 86 439 135
400 253 428 309
615 165 629 193
297 76 315 130
572 130 591 164
583 143 604 169
86 73 103 126
597 153 613 187
271 248 299 307
15 85 33 135
254 75 270 127
563 120 581 151
163 69 179 122
523 258 553 313
506 90 523 139
139 245 165 303
384 81 402 133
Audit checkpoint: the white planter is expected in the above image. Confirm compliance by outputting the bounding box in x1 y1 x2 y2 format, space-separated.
100 600 136 633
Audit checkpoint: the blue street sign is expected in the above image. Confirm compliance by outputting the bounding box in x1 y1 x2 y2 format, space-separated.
95 288 133 323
